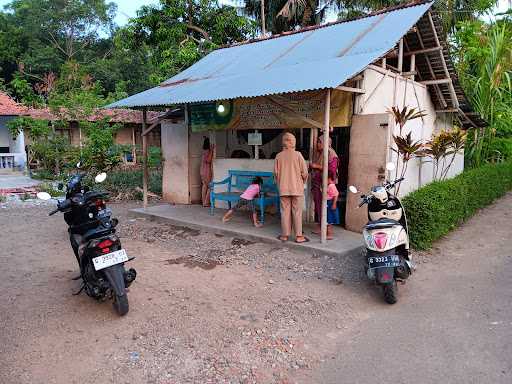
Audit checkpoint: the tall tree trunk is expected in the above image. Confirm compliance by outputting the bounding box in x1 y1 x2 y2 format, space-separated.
301 1 315 27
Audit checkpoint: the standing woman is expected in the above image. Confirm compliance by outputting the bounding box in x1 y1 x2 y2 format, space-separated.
310 136 339 234
200 137 215 207
275 132 309 243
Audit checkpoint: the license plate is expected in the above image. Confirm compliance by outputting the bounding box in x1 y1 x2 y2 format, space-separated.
97 208 112 218
368 254 400 269
92 249 128 271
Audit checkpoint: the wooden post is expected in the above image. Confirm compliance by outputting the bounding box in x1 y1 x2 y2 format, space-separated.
321 89 331 244
142 108 148 209
397 38 403 73
260 0 266 36
410 53 416 81
306 128 317 223
131 125 137 163
254 129 259 160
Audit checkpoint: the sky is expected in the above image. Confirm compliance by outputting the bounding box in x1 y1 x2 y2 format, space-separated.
0 0 509 26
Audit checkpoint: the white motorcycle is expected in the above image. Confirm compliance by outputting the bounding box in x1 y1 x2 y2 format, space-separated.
349 163 413 304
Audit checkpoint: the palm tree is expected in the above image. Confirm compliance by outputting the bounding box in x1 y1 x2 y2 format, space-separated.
243 0 498 35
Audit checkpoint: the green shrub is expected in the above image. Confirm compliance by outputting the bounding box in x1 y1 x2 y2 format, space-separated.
488 137 512 162
31 169 58 181
37 182 62 197
102 168 162 199
148 146 162 168
402 162 512 250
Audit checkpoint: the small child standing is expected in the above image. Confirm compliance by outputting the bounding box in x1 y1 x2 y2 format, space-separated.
222 176 263 227
326 172 340 240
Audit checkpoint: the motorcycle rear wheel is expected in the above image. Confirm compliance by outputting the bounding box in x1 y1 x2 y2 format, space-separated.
113 294 129 316
382 281 398 304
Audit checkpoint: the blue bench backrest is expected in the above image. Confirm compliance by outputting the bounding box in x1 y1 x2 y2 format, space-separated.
228 170 277 193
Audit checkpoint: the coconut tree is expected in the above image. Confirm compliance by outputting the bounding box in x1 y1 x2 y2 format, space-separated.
243 0 497 35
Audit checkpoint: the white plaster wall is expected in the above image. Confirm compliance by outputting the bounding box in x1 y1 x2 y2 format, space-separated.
357 66 464 196
161 119 189 204
0 118 26 169
12 131 26 169
214 158 275 180
212 159 274 209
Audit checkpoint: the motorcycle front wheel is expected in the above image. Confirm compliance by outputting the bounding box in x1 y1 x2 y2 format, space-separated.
113 294 129 316
382 281 398 304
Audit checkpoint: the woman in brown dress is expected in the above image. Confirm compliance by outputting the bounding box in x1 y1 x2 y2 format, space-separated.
274 132 309 243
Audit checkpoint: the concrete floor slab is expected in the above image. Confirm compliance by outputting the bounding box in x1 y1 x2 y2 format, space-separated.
0 174 41 189
130 204 363 257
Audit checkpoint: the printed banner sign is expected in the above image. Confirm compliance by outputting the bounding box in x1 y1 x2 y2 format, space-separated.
190 89 352 132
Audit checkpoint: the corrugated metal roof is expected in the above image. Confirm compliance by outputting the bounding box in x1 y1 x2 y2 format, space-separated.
108 1 433 108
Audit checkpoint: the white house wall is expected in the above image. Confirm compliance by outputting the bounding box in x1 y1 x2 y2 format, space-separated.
0 116 26 169
357 66 464 196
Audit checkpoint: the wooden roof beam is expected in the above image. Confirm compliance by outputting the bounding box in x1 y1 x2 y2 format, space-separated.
427 12 459 109
420 78 451 85
335 85 365 94
142 108 179 136
414 25 447 108
387 46 442 58
457 108 478 129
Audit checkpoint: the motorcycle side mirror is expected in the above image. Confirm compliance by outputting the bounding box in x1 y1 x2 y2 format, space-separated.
57 183 64 191
36 192 52 201
95 172 107 183
385 162 396 171
76 161 81 169
348 185 358 194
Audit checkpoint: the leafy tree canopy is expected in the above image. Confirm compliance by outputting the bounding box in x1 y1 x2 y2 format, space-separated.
123 0 257 84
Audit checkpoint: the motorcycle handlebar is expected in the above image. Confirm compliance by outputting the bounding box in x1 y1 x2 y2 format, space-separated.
49 208 59 216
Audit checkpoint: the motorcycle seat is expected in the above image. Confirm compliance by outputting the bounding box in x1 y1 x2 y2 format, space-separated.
365 218 401 230
83 225 113 242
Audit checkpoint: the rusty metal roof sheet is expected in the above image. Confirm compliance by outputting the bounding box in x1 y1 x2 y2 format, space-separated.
108 1 434 108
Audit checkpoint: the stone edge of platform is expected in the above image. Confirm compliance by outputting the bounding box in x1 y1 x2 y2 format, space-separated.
129 207 362 258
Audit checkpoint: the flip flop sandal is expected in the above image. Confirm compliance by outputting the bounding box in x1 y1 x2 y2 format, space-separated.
295 236 310 243
277 236 288 242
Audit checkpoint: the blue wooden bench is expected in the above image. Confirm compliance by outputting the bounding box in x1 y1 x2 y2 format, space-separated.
209 170 279 223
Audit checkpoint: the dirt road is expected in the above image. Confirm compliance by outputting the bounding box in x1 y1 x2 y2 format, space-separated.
1 194 511 383
307 192 512 384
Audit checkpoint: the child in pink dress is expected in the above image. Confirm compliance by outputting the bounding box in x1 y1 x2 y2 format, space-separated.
326 172 340 240
222 177 263 227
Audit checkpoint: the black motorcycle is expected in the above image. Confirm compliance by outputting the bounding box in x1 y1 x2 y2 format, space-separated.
38 171 136 316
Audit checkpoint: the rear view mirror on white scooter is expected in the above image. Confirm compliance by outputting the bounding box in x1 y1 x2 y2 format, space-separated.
385 162 396 171
348 185 358 194
95 172 107 183
36 192 52 201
